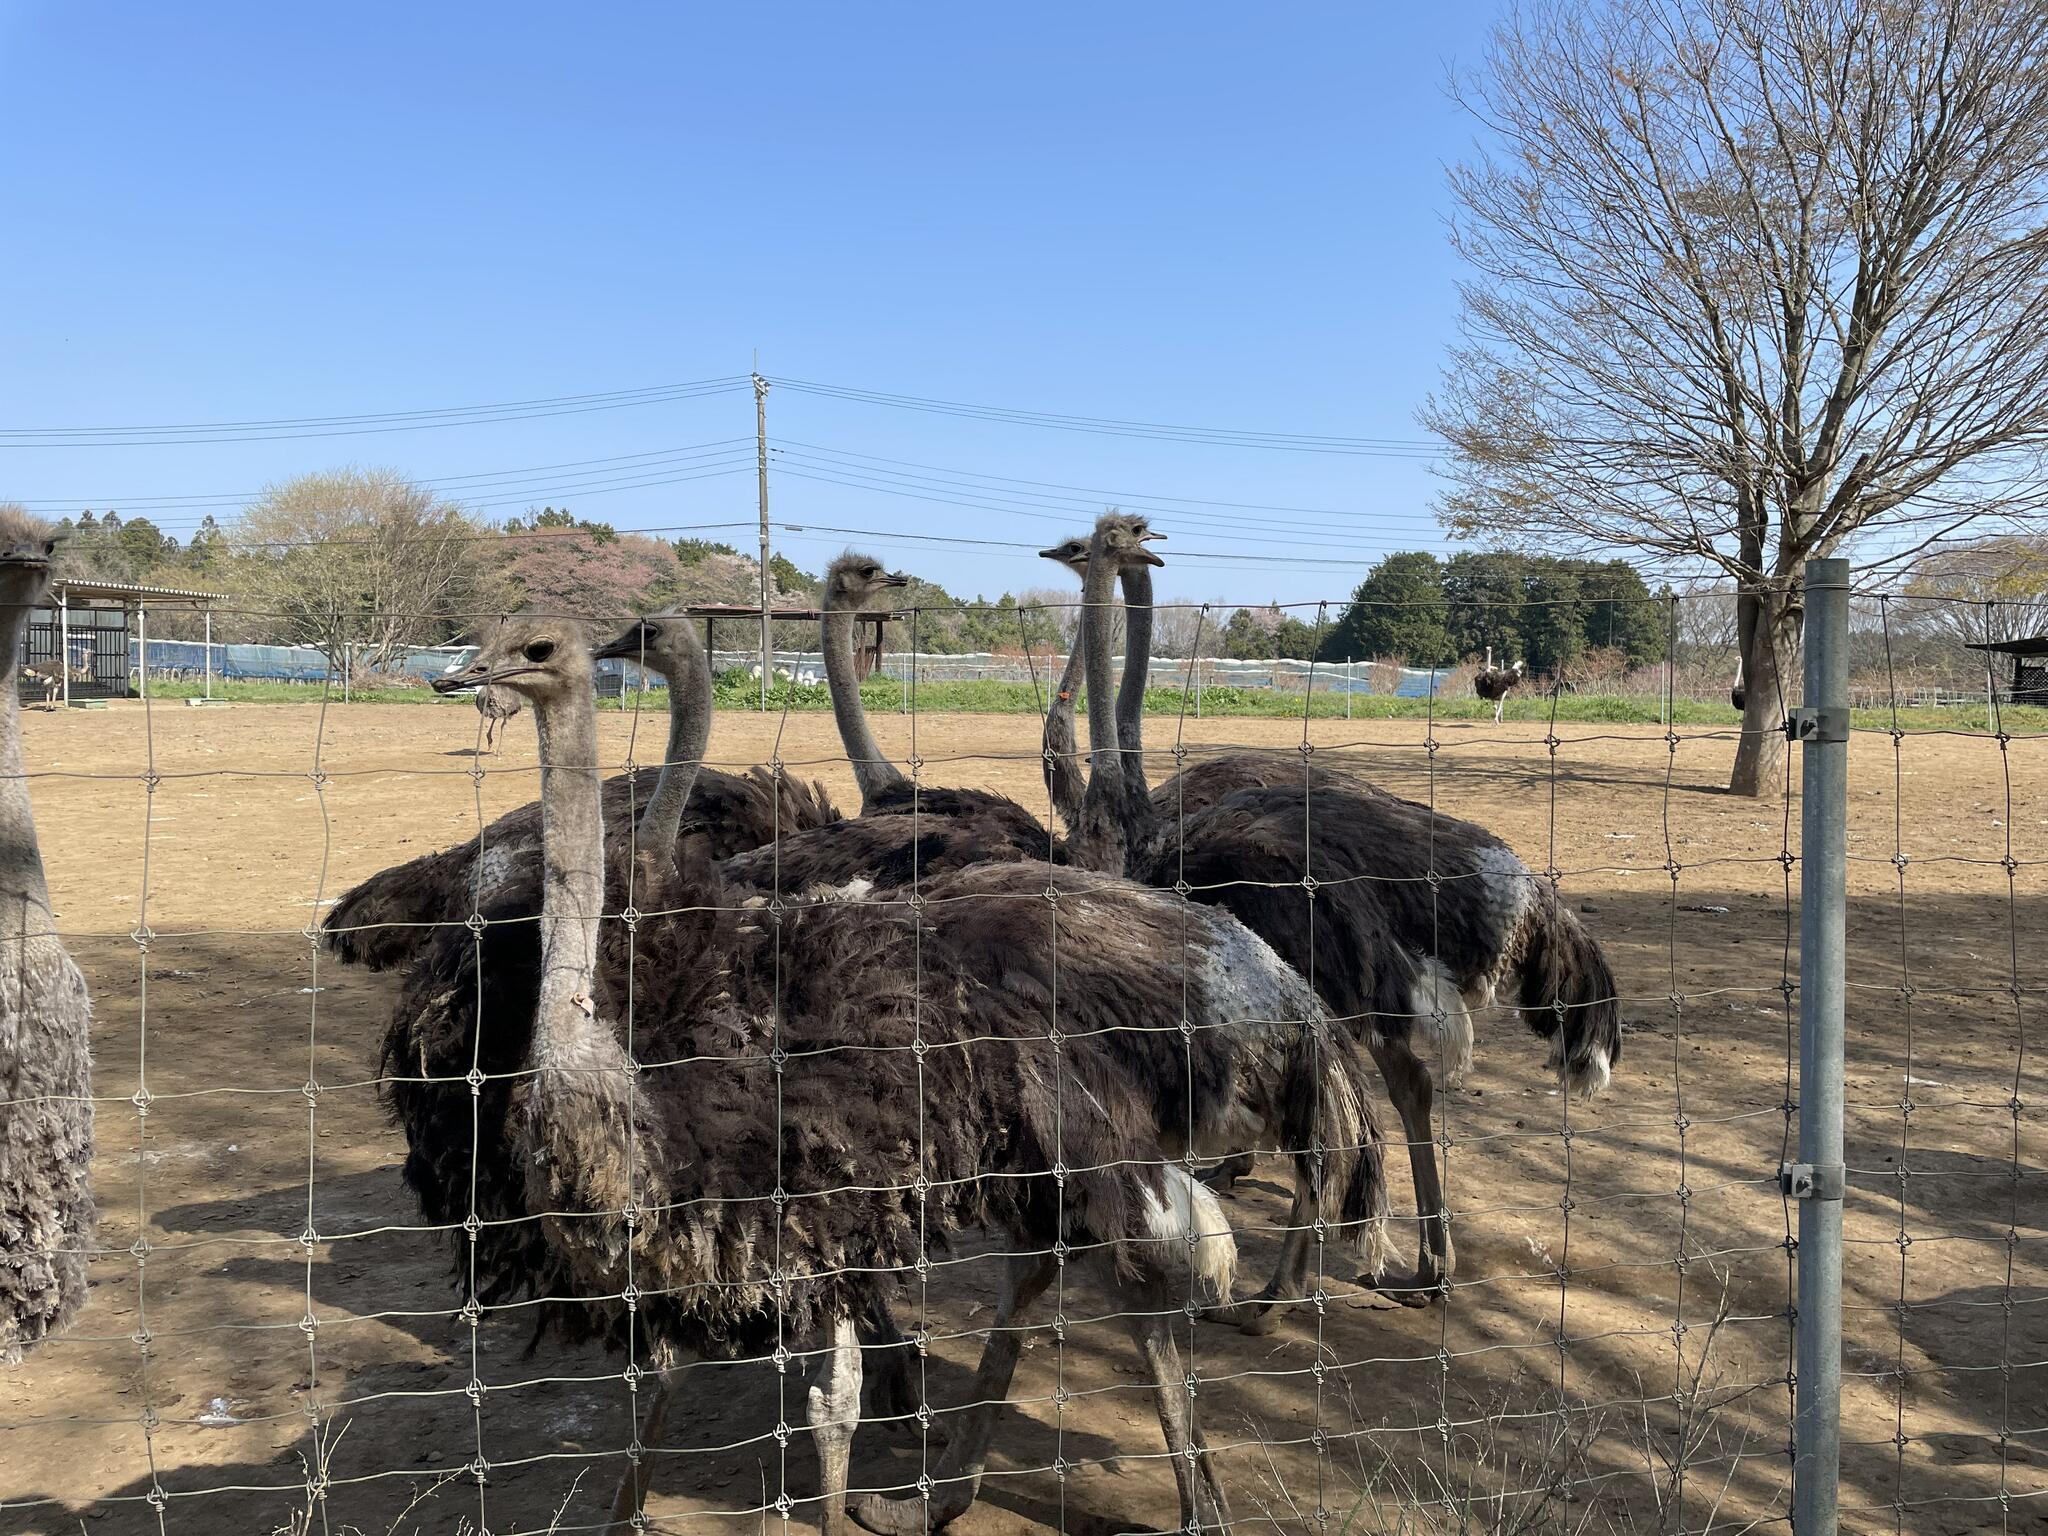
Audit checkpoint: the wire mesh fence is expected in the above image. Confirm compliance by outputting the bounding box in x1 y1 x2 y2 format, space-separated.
0 574 2040 1536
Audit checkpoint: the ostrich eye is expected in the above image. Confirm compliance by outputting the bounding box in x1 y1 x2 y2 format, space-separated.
522 640 556 663
42 540 56 556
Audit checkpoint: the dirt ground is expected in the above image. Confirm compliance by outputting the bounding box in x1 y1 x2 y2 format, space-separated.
0 698 2041 1536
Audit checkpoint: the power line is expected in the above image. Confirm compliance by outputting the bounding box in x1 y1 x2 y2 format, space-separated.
776 376 1443 456
768 447 1454 542
0 378 751 448
772 465 1453 553
10 440 760 517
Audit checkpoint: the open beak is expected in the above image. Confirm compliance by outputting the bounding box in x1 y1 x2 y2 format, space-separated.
1136 546 1166 566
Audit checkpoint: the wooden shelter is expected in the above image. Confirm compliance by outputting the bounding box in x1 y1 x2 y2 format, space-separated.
685 603 892 677
1966 636 2048 706
24 578 224 704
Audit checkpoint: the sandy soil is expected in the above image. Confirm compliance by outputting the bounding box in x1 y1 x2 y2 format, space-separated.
0 698 2041 1536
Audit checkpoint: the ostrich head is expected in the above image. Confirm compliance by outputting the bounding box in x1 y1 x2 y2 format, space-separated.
822 553 909 610
432 614 593 706
1039 517 1165 576
0 507 64 608
1091 511 1166 570
592 610 706 677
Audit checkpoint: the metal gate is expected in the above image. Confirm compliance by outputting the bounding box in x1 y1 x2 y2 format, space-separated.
24 603 131 701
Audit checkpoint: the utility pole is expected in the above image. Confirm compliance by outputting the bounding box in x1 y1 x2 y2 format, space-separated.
754 371 772 712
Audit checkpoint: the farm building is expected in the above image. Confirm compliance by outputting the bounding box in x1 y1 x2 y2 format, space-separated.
1966 634 2048 705
20 577 223 704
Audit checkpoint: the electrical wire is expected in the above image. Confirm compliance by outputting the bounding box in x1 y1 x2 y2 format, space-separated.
0 378 750 448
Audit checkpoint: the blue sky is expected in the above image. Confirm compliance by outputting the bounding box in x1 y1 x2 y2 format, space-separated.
0 2 1495 609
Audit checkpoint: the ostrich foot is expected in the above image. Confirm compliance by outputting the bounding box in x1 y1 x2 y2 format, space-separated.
851 1483 976 1536
1366 1263 1446 1308
1195 1151 1257 1193
1199 1289 1289 1335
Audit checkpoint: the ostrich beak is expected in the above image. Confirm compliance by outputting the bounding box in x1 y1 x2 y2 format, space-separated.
880 571 910 588
593 622 653 662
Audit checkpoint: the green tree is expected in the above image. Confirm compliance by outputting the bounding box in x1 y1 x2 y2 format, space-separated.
1518 560 1589 676
1318 552 1449 665
1576 560 1664 664
675 537 740 565
1270 615 1319 659
1441 551 1528 664
1220 608 1275 660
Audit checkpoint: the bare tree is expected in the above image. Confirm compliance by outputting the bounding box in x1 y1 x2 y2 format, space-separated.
231 469 517 671
1905 532 2048 645
1424 0 2048 793
1148 599 1226 661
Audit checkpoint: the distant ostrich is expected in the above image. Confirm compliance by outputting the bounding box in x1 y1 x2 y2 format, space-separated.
1474 656 1527 723
429 614 1359 1534
18 666 59 710
0 509 94 1363
1033 520 1166 840
1053 517 1622 1300
474 682 519 754
1730 658 1747 713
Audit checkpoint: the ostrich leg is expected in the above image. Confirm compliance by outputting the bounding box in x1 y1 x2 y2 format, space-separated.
1128 1305 1232 1532
849 1253 1057 1535
860 1307 924 1423
1366 1033 1451 1304
606 1370 679 1531
808 1316 866 1536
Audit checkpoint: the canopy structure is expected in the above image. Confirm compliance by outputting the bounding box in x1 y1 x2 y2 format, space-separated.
1965 636 2048 705
27 578 226 704
685 604 892 678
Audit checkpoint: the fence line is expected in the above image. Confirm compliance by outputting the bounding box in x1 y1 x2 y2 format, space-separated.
0 579 2039 1535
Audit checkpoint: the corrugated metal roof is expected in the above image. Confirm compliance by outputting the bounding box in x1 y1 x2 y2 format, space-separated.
50 578 224 605
1965 636 2048 657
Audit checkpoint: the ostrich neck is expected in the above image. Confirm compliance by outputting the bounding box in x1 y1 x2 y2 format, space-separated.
821 604 905 808
1115 562 1154 806
1071 547 1127 873
530 686 609 1073
0 603 54 931
640 647 712 864
1042 631 1087 828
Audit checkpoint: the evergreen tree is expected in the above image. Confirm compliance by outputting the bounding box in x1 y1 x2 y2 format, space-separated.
1317 552 1450 664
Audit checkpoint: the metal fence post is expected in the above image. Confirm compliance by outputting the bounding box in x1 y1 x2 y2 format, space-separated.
1790 555 1849 1535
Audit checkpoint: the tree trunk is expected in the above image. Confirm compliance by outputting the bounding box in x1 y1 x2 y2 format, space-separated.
1728 584 1801 797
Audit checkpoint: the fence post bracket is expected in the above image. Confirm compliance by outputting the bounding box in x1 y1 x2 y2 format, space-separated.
1778 1161 1845 1201
1784 706 1849 744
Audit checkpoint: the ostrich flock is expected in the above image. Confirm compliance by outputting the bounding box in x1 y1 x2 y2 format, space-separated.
0 509 1621 1534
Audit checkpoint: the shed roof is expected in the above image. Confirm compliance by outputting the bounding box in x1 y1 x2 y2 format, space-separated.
685 603 889 624
1964 636 2048 658
50 577 224 607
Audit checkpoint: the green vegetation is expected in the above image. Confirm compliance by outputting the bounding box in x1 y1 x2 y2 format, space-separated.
135 673 2048 734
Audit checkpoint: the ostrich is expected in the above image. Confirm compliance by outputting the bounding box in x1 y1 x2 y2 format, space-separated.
0 509 94 1363
596 579 1389 1339
18 666 59 711
1054 516 1622 1299
1033 521 1166 840
474 681 519 754
1473 656 1527 724
429 613 1353 1535
321 630 840 972
1730 658 1746 713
